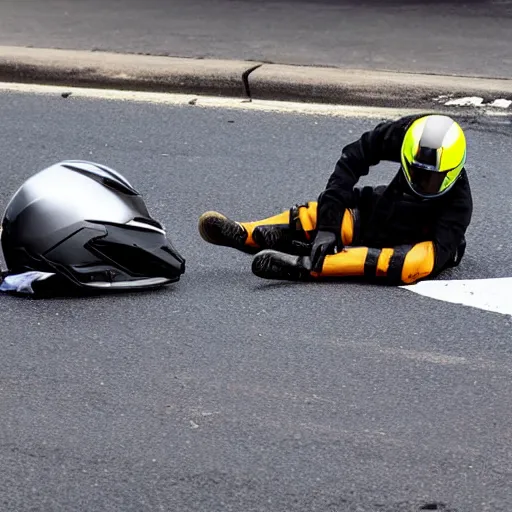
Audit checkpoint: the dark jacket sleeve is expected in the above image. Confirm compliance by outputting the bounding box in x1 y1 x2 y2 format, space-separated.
432 169 473 270
316 114 426 235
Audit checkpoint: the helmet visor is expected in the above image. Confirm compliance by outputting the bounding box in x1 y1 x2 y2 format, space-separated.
408 164 448 197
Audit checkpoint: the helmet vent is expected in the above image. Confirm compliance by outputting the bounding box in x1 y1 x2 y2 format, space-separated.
132 217 164 230
62 164 138 196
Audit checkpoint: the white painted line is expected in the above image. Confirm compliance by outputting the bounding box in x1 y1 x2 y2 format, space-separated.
0 81 509 119
490 98 512 108
444 96 484 107
0 81 426 118
401 277 512 316
441 96 512 109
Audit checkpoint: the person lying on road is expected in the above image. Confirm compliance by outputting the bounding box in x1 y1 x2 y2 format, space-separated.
198 113 472 286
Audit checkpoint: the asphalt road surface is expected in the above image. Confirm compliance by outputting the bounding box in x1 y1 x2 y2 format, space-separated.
0 90 511 512
0 0 511 78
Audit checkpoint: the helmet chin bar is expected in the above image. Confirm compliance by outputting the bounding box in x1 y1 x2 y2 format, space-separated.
33 222 186 290
84 276 175 289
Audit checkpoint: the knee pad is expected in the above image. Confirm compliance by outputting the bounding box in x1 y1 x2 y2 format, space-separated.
363 242 435 285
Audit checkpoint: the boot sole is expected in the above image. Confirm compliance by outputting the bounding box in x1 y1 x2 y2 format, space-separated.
198 211 231 245
198 211 259 254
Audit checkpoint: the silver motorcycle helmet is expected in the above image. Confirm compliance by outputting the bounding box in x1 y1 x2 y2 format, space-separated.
1 160 185 291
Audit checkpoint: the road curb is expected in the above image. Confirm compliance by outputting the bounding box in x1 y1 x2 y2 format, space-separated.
0 46 511 110
249 64 512 109
0 46 253 98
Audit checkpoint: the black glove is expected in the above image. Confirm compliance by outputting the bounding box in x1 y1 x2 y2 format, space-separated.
310 230 338 272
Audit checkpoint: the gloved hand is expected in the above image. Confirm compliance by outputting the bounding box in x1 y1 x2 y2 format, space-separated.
310 230 338 272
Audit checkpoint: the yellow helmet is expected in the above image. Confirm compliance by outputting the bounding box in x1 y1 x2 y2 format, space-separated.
401 115 466 198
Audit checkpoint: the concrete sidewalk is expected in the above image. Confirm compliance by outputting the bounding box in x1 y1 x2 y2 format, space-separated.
0 46 511 110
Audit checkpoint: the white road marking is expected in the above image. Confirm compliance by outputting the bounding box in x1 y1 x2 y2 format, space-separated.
401 277 512 316
437 95 512 109
490 98 512 108
444 96 485 107
0 81 509 119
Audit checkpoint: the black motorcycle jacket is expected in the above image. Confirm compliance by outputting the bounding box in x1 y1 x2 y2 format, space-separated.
316 114 473 271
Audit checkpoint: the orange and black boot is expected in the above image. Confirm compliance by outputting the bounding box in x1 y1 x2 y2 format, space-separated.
251 250 313 281
198 204 314 255
198 211 259 254
252 226 311 255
